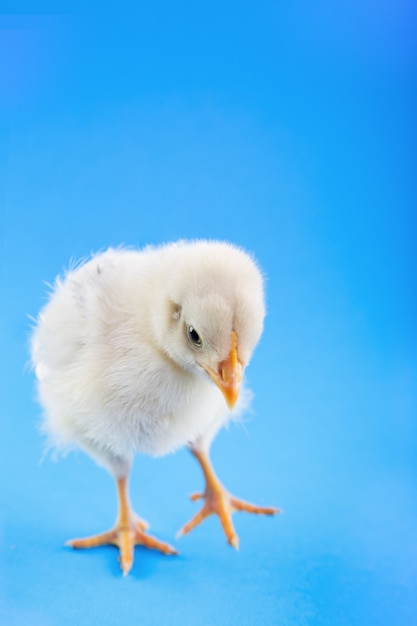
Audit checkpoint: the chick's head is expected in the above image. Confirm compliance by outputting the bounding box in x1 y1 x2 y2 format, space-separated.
150 242 265 410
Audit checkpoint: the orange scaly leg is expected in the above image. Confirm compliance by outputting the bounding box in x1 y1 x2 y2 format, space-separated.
66 476 177 575
177 448 281 548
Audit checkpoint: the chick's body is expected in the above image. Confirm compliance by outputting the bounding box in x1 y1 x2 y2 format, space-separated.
32 240 277 574
34 248 225 464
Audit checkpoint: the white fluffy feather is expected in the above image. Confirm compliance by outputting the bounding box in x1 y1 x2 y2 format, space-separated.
31 240 265 478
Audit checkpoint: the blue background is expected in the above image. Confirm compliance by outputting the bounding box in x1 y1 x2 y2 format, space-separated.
1 2 416 625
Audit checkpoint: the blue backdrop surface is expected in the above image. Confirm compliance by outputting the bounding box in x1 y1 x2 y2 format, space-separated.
1 2 416 625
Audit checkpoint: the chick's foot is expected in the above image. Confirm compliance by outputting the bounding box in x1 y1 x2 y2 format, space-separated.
177 448 280 548
66 476 177 575
66 520 177 576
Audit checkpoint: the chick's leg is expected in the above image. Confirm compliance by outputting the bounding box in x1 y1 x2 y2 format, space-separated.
67 476 177 575
177 447 280 549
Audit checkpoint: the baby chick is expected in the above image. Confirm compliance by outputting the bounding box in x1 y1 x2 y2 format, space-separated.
31 240 278 575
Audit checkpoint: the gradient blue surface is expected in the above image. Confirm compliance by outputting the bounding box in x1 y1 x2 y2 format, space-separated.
1 3 416 625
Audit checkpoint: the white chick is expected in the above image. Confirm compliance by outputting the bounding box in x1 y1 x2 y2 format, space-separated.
31 240 278 575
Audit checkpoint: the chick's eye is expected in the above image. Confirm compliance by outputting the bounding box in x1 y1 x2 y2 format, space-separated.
188 325 202 347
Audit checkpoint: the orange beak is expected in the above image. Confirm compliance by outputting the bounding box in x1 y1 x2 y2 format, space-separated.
202 331 243 410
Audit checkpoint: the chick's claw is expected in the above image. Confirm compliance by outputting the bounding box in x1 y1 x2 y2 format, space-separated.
230 498 281 516
66 530 118 550
177 504 215 539
189 492 204 502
